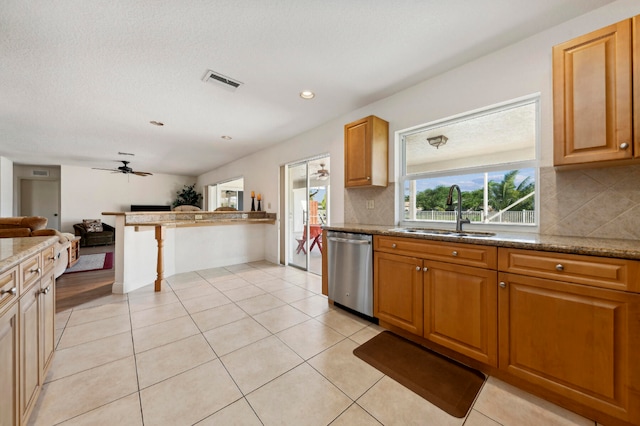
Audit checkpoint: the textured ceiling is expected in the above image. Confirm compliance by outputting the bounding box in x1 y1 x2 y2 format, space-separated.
0 0 615 176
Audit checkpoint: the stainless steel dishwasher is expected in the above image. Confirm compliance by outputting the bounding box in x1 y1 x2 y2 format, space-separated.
327 231 373 317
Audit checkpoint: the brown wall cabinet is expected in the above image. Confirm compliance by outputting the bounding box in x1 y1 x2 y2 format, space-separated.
553 16 640 166
344 115 388 187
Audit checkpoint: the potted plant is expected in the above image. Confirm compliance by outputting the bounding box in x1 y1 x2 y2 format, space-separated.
173 184 202 208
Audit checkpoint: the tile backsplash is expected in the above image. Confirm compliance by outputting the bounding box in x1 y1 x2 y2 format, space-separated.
344 185 395 225
539 164 640 240
344 164 640 241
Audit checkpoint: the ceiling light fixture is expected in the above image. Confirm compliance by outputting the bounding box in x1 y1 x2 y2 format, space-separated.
427 135 448 149
299 90 315 99
221 135 232 140
150 120 164 126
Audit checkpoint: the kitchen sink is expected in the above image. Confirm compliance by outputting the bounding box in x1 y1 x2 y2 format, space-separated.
389 228 496 238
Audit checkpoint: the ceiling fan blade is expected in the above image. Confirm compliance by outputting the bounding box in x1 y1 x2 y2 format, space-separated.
132 171 153 176
92 167 120 172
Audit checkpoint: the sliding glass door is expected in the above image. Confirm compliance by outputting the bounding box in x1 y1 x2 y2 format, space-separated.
286 156 329 274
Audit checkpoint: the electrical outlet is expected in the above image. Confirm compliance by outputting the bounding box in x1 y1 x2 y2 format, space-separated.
195 214 203 220
242 213 248 219
366 200 374 209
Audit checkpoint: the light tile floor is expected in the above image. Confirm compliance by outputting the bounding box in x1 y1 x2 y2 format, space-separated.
31 261 599 425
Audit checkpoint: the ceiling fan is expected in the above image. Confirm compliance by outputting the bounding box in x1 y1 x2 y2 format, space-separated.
92 161 153 177
311 163 330 180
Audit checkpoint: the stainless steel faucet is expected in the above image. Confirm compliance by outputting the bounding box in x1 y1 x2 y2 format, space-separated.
446 184 471 232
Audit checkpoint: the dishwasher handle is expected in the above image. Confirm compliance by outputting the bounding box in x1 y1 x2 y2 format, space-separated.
327 236 371 245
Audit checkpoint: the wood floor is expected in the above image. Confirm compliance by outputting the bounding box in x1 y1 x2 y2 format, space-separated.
55 244 115 313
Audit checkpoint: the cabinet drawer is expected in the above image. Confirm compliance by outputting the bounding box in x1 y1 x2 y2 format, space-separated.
375 236 496 269
41 245 57 273
0 266 19 310
19 253 41 293
498 248 640 292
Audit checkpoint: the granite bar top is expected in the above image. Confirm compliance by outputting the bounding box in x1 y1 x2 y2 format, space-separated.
0 236 59 274
103 211 277 227
323 223 640 260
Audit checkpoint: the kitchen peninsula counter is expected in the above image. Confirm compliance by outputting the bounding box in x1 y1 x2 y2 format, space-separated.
323 223 640 260
103 211 277 294
103 210 276 227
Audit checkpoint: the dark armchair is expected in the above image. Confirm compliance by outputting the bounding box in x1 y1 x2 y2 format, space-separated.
73 222 115 247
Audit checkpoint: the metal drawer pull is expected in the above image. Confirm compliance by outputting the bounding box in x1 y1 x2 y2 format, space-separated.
423 267 428 272
30 267 41 274
1 287 17 296
452 251 458 257
391 243 397 248
39 286 51 295
499 282 506 289
620 142 629 149
555 264 564 271
416 266 421 271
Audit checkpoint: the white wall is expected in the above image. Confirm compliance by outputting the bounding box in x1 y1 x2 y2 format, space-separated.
196 0 640 258
0 157 13 216
61 165 196 232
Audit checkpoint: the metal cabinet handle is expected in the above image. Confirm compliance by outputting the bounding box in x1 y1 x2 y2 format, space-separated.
423 267 428 272
39 286 51 295
366 176 371 180
499 282 506 289
620 142 630 149
1 287 17 296
391 243 397 248
30 267 41 275
416 266 421 271
49 253 61 261
555 264 564 271
452 251 458 257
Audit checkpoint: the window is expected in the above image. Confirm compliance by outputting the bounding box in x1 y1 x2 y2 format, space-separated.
400 96 539 229
206 177 244 210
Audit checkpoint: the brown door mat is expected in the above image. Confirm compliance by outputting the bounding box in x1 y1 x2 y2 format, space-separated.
353 331 485 418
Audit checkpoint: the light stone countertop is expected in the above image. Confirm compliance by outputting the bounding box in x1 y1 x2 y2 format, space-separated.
0 236 59 274
103 211 276 227
323 223 640 260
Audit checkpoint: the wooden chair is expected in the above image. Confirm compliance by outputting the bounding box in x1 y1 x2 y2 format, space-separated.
296 225 322 254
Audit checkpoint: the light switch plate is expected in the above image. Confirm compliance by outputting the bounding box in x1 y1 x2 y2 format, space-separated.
195 214 203 219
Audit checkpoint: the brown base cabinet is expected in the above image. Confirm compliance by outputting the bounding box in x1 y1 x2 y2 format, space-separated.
372 235 640 425
373 236 498 366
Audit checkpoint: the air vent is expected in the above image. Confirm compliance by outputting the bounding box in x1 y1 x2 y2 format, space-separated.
32 170 49 177
202 69 243 92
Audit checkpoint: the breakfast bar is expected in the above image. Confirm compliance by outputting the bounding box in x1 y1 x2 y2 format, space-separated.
103 211 277 294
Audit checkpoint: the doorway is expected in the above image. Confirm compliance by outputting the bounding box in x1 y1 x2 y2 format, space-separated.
286 156 330 274
20 179 60 229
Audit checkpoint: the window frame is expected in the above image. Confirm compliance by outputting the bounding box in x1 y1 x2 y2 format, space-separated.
397 95 541 233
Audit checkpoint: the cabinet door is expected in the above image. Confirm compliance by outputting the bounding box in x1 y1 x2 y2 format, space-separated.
424 261 497 366
553 19 633 165
345 117 371 187
498 272 640 424
374 252 423 335
344 116 388 187
634 16 640 158
0 303 19 426
40 272 55 376
20 284 41 424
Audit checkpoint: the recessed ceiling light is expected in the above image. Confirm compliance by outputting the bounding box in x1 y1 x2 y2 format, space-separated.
150 120 164 126
221 135 232 140
299 90 315 99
